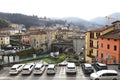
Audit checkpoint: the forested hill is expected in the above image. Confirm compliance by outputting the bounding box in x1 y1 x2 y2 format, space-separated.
0 12 66 28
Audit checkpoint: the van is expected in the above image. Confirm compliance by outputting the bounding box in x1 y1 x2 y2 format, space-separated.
21 63 35 75
9 64 25 74
47 64 56 75
33 63 45 74
66 63 77 74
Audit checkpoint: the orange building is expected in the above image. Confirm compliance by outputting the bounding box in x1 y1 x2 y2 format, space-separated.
98 29 120 64
21 34 30 45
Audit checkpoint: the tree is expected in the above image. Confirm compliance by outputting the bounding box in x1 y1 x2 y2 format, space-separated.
0 19 9 28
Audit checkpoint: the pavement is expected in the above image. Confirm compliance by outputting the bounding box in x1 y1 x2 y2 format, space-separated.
0 64 120 80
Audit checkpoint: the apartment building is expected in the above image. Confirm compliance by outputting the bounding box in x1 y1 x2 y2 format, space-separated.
30 31 47 50
0 34 10 45
98 21 120 64
85 25 115 63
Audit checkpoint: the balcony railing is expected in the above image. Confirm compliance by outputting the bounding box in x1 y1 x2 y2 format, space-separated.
87 53 95 58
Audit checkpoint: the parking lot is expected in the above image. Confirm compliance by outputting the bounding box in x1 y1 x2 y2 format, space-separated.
0 65 120 80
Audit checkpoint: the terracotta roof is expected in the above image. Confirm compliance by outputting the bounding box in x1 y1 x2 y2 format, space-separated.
88 26 113 32
99 29 120 39
112 20 120 24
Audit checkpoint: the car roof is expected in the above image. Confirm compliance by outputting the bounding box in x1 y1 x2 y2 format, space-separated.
48 64 55 68
97 70 118 76
84 63 92 67
11 64 24 68
35 63 43 68
96 62 106 66
23 64 34 68
67 63 75 67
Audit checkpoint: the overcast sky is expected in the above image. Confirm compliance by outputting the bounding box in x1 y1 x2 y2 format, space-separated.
0 0 120 20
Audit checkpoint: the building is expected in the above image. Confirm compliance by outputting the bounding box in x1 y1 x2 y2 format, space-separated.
85 26 115 63
21 33 30 46
30 31 47 50
98 21 120 64
0 34 10 47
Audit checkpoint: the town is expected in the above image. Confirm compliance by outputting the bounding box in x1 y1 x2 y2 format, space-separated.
0 15 120 80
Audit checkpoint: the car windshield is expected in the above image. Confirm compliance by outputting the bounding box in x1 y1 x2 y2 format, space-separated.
35 68 40 70
67 67 75 69
85 67 92 69
48 68 54 70
23 68 29 70
11 68 16 70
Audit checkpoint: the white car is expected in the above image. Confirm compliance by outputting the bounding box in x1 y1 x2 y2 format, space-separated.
21 63 35 75
90 70 118 80
47 64 56 75
33 63 45 74
9 64 25 74
66 63 77 74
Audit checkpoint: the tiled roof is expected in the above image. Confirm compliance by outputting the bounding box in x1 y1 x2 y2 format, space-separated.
88 26 113 32
99 29 120 39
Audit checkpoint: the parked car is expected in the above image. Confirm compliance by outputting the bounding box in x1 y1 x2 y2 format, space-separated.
90 70 118 80
118 64 120 70
9 64 25 74
21 63 35 75
58 61 68 66
66 63 77 74
81 63 94 74
94 62 108 71
46 64 56 75
0 64 3 70
33 63 45 75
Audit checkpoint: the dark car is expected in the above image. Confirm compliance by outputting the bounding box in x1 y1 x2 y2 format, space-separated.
94 62 108 71
0 64 3 70
81 63 94 74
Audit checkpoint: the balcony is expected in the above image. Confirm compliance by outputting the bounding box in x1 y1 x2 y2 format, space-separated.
87 53 95 58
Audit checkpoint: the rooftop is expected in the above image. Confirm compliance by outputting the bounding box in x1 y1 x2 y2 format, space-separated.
99 29 120 39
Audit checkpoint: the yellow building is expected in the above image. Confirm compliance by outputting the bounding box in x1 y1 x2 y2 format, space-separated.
0 34 10 45
30 31 47 50
85 26 115 63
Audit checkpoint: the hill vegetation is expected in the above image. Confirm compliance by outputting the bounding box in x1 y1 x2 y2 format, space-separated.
0 12 66 28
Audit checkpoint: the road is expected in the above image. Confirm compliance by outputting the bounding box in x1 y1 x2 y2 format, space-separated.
0 66 90 80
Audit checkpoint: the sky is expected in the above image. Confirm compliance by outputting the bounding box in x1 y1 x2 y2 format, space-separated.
0 0 120 20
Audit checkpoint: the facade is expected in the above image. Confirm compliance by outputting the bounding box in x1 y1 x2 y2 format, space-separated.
85 26 115 63
21 34 30 45
98 21 120 64
30 31 47 50
0 34 10 45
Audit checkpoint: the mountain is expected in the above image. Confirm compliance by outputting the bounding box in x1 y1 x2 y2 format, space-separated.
61 17 102 30
91 12 120 25
0 12 66 28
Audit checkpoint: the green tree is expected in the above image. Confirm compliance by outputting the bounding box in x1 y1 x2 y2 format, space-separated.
0 19 9 28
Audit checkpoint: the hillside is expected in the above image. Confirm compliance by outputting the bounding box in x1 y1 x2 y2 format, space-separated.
61 17 102 30
0 12 66 28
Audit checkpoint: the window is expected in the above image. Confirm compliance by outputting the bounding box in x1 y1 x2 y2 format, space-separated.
107 44 110 49
114 45 117 51
101 53 103 58
96 32 100 38
108 38 110 40
90 32 94 38
1 38 3 40
114 39 117 41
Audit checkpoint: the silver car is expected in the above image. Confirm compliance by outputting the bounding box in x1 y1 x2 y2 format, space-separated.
90 70 118 80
